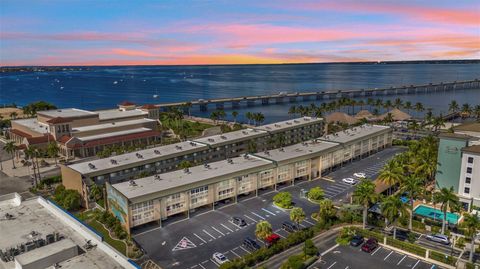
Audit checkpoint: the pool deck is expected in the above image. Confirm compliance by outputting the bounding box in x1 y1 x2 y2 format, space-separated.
412 203 463 224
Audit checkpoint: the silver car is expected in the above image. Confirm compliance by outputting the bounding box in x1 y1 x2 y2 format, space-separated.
425 234 450 245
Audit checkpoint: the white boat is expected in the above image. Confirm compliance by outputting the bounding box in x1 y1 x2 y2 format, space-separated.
60 86 64 90
113 81 118 84
153 94 159 98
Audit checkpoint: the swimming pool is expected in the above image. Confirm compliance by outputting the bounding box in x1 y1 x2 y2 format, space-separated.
413 205 461 224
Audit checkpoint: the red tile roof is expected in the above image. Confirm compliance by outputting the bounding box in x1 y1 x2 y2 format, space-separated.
10 129 33 138
59 135 73 144
16 144 27 150
26 134 55 145
66 130 160 149
119 101 135 106
46 117 71 124
140 104 157 109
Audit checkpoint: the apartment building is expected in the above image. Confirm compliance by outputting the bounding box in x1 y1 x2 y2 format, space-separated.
458 145 480 209
61 117 324 207
9 102 161 158
105 124 392 233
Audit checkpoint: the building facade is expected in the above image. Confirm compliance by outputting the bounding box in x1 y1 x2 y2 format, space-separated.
106 124 392 233
458 146 480 209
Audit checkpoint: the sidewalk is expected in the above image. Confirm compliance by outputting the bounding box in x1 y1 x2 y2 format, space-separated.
1 158 60 177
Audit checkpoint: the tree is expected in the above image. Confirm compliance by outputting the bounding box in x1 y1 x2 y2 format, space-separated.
304 239 318 257
89 184 103 201
461 213 480 262
474 105 480 122
24 146 37 185
383 113 394 124
210 111 219 124
307 187 324 201
290 207 306 227
178 160 192 169
288 105 297 118
408 121 420 138
381 195 408 239
255 220 272 240
431 115 445 132
9 111 18 120
245 112 253 125
353 179 378 229
435 187 460 234
47 142 60 166
393 98 403 109
461 103 472 120
273 192 292 209
3 141 16 169
231 111 238 124
414 102 424 118
318 199 336 220
254 112 265 126
404 101 412 115
378 160 403 195
448 100 459 115
400 175 423 231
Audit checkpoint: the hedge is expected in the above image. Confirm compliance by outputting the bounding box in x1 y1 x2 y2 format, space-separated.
353 228 384 242
465 262 477 269
428 250 457 266
386 237 426 257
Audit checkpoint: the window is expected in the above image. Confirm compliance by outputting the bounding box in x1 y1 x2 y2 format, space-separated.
466 167 472 174
468 157 474 163
464 187 470 194
465 177 471 184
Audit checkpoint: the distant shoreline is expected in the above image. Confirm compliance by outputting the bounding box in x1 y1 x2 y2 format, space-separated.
1 59 479 72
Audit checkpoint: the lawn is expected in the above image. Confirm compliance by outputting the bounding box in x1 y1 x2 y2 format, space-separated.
87 219 127 255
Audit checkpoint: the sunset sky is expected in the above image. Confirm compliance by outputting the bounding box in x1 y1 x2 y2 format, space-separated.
1 0 479 66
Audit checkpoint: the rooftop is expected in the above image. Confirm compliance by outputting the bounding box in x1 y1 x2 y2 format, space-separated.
321 124 391 144
254 139 339 162
68 140 207 175
112 155 273 200
13 118 49 134
256 117 322 132
76 127 153 142
0 196 122 269
72 118 156 133
455 122 480 134
37 108 96 118
193 128 267 146
462 145 480 154
97 109 147 121
439 132 475 140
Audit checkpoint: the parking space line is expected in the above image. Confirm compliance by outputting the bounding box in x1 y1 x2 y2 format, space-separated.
210 259 220 267
326 261 337 269
198 263 206 269
240 246 251 254
384 250 394 260
276 232 286 239
328 185 346 191
230 249 242 258
221 223 234 232
194 233 207 243
251 212 266 220
190 265 198 269
244 215 257 223
262 208 276 216
397 255 407 265
303 219 315 225
371 246 381 256
211 226 225 236
412 260 420 269
203 229 217 240
299 223 306 228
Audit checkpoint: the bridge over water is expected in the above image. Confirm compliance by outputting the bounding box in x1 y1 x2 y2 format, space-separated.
156 79 480 112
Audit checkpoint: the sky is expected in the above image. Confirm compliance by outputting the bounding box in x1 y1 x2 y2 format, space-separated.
0 0 479 66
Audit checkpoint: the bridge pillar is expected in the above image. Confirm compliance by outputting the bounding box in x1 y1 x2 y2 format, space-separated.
316 94 324 100
289 96 297 102
302 95 310 101
199 103 208 112
232 101 240 109
336 93 343 99
275 97 284 103
262 98 269 105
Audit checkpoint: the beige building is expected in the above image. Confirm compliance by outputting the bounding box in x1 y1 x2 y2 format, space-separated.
106 124 392 233
9 102 161 158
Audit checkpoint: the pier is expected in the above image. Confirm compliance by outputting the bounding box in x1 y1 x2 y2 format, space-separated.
156 79 480 111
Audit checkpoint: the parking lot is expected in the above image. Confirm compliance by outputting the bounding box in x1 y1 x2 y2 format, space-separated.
133 147 404 269
314 244 445 269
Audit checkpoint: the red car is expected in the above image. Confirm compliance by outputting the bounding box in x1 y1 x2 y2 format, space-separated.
265 233 281 247
361 238 378 253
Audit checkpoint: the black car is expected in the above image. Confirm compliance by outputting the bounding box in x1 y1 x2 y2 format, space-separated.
282 221 298 232
243 237 260 251
231 217 247 227
350 235 364 247
395 229 409 241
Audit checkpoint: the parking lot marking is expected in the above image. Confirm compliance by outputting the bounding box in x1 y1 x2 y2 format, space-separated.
371 246 381 256
230 249 242 258
397 255 407 265
194 233 207 243
299 223 306 228
210 259 220 267
198 264 206 269
303 219 315 225
221 224 234 232
203 229 217 240
321 244 339 256
326 261 337 269
328 185 346 191
172 237 197 251
191 265 198 268
211 226 225 236
262 208 276 216
240 246 251 254
244 215 257 223
251 212 266 220
384 250 394 261
412 260 420 269
276 232 286 239
345 266 349 269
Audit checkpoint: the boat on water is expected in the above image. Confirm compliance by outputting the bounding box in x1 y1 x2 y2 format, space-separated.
113 81 118 84
153 94 159 98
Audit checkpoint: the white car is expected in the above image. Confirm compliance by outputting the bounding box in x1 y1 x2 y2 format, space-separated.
212 252 229 264
353 172 366 178
425 234 450 245
342 178 356 184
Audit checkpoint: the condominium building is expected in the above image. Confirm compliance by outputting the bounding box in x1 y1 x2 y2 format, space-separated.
458 145 480 208
9 102 161 158
105 124 392 233
61 117 324 207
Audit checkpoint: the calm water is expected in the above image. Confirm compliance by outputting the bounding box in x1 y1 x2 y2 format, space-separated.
1 63 479 123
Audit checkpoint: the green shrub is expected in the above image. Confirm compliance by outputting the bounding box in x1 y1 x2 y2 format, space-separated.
307 187 324 201
353 227 384 242
386 237 426 257
304 239 318 256
273 192 293 209
53 185 81 211
428 250 457 266
456 237 465 249
280 254 305 269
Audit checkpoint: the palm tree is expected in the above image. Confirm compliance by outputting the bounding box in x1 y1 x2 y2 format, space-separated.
400 175 423 231
288 105 297 118
353 179 378 229
383 113 394 124
384 100 393 111
9 111 18 120
381 195 408 239
254 112 265 126
245 112 253 125
474 105 480 122
24 146 37 185
358 100 365 111
47 142 60 166
318 199 336 220
448 100 459 115
393 98 403 109
461 103 472 120
431 115 445 132
404 101 412 115
378 160 403 195
414 102 424 119
89 184 103 201
255 220 273 241
408 121 420 138
231 111 238 124
3 141 16 169
290 207 306 227
435 187 460 234
462 213 480 262
210 111 219 124
366 98 374 110
184 102 192 117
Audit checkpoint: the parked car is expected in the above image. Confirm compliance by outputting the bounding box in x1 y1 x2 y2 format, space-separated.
265 233 281 247
212 252 229 264
395 229 409 241
350 235 364 247
361 238 378 253
425 234 450 245
243 237 261 251
230 217 247 227
282 221 298 232
342 178 357 184
353 172 366 178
